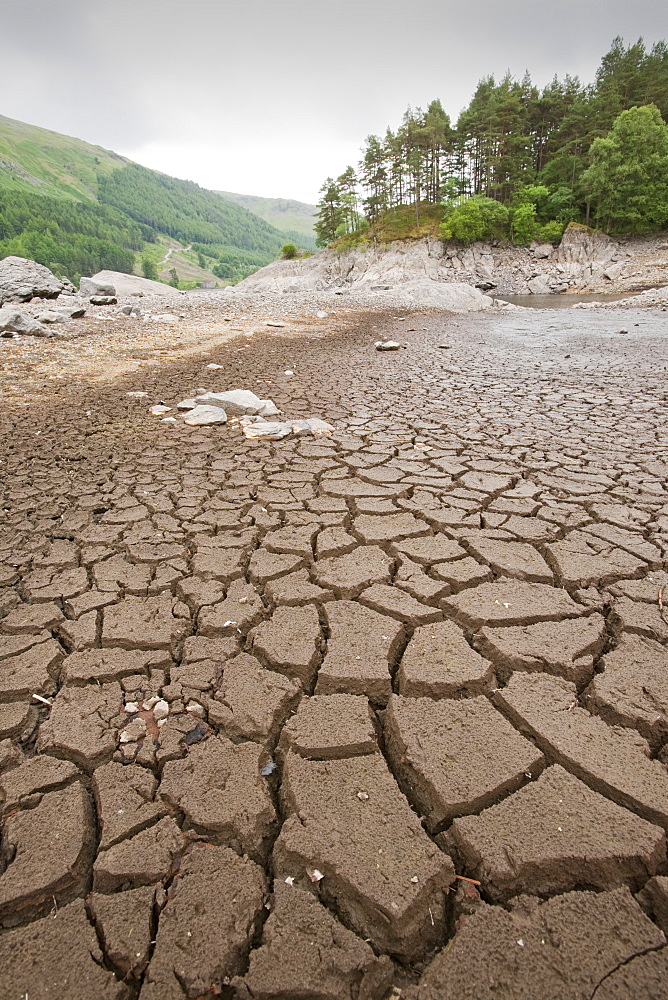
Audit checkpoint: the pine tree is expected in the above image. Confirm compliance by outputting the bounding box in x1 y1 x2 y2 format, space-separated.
581 104 668 231
314 178 345 247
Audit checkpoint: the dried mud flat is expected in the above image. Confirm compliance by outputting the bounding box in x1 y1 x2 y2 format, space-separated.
1 299 668 999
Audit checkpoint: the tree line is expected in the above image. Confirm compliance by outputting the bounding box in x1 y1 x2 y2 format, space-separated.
315 37 668 246
0 189 143 282
98 164 286 256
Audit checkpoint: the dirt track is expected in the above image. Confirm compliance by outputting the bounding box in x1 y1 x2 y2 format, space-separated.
1 302 668 999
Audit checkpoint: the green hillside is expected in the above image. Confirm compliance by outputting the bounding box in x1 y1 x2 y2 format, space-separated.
218 190 317 248
0 114 289 283
0 114 127 201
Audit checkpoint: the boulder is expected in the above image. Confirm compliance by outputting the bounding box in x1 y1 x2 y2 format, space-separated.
532 243 553 259
80 277 116 297
183 405 227 426
557 223 614 265
195 389 264 415
0 256 64 303
527 275 552 295
0 306 51 337
91 270 182 297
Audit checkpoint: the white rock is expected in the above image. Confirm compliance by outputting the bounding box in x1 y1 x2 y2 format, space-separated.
183 404 228 426
375 340 401 351
0 306 51 337
317 310 329 318
153 699 169 721
195 389 264 415
305 417 335 436
177 398 197 410
149 404 171 415
119 718 147 743
185 702 206 717
124 702 139 714
266 321 286 327
243 420 292 440
257 399 279 417
206 363 224 369
0 256 64 302
80 276 116 297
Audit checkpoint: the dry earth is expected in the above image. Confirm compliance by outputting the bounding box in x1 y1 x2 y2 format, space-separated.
1 296 668 999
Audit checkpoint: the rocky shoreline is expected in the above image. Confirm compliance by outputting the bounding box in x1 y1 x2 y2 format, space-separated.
236 224 668 300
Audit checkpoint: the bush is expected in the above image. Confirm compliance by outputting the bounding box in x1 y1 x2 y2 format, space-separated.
280 242 299 259
511 203 538 245
141 256 158 281
441 196 510 243
473 197 510 239
537 220 565 244
440 200 485 243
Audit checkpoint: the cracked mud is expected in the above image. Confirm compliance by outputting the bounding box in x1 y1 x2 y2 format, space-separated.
1 304 668 998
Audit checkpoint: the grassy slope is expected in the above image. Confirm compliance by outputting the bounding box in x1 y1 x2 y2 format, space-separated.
0 114 295 283
0 114 127 201
218 190 317 246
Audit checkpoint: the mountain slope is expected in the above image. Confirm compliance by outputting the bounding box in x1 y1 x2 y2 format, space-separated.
0 114 127 201
0 114 291 283
218 190 317 247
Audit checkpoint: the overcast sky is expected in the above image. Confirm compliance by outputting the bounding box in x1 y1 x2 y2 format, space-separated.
3 0 665 203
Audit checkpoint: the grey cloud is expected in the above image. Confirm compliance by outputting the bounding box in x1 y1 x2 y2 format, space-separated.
1 0 664 200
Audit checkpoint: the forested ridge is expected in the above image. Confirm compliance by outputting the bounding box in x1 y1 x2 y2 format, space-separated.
0 118 288 284
315 37 668 247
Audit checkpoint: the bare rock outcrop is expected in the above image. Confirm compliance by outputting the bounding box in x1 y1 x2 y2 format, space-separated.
0 255 64 303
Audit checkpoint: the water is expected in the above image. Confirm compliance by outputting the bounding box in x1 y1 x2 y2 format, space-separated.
493 291 642 309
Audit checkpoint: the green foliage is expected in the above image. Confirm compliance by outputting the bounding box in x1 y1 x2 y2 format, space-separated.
581 104 668 231
474 197 510 239
0 188 139 282
0 115 291 283
217 191 317 248
191 242 270 283
98 164 285 255
514 184 551 222
511 203 539 245
280 242 299 259
169 267 179 288
536 220 565 243
317 35 668 241
0 113 129 202
141 255 159 281
440 200 485 242
440 196 509 242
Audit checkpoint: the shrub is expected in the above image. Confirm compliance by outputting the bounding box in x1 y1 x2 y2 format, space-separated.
537 220 565 244
440 200 485 243
280 242 299 259
141 256 158 281
511 203 538 245
441 196 510 243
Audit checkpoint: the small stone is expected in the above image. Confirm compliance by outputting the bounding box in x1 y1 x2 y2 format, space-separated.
152 699 169 721
183 404 227 426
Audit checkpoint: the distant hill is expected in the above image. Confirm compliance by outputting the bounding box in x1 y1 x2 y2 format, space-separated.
218 191 317 248
0 114 291 284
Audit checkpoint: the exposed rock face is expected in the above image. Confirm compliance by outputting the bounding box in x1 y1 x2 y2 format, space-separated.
0 305 51 337
235 223 652 299
79 276 116 297
90 269 182 297
0 255 64 303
